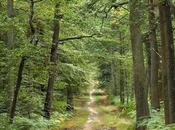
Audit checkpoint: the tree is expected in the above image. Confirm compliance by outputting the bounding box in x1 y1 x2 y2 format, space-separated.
7 0 15 116
9 0 38 123
129 0 150 129
43 3 62 119
148 0 160 110
159 0 175 124
119 32 125 104
66 85 74 111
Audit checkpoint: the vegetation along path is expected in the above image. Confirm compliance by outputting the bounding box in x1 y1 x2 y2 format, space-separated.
57 87 132 130
2 0 175 130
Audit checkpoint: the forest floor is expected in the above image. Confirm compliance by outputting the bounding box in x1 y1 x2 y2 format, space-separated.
55 89 132 130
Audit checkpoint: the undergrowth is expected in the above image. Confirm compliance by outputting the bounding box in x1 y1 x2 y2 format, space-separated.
0 112 72 130
111 96 175 130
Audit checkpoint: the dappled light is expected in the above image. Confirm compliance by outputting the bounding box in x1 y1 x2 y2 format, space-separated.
1 0 175 130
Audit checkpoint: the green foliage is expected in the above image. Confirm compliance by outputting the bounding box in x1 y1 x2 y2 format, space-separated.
140 109 175 130
1 0 171 129
0 112 72 130
110 96 136 118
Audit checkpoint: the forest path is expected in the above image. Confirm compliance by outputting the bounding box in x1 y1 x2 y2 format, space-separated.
57 89 132 130
83 88 100 130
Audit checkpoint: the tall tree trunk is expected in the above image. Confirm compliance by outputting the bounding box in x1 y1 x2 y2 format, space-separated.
7 0 15 49
7 0 15 116
9 57 26 123
144 34 151 100
129 0 150 129
148 0 160 110
44 3 62 119
159 1 175 124
119 45 125 104
9 0 36 123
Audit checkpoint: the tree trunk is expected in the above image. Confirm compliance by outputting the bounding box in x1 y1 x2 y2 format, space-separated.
9 57 26 123
44 3 61 119
159 1 175 124
7 0 15 116
111 60 117 96
148 0 160 110
129 0 150 129
119 44 125 104
9 0 36 123
119 65 125 104
66 86 74 111
144 34 151 101
7 0 15 49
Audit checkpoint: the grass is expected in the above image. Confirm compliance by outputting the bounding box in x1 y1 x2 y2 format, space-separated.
53 96 89 130
58 108 89 130
93 103 132 130
93 90 132 130
53 89 133 130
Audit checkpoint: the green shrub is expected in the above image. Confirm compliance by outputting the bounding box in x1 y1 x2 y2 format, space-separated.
0 112 72 130
140 109 175 130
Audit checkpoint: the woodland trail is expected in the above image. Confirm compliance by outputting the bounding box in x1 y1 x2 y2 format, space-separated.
83 88 100 130
57 88 132 130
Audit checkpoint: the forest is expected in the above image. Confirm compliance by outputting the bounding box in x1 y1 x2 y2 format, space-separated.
1 0 175 130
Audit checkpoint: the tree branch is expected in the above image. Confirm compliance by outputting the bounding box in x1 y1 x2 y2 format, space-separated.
99 1 129 30
59 33 98 44
111 1 129 9
105 1 129 15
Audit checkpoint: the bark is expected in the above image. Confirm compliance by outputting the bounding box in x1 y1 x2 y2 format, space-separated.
148 0 160 110
7 0 15 48
66 86 74 111
29 0 36 44
7 0 15 116
144 34 151 99
119 42 125 104
119 64 125 104
9 0 36 123
9 57 26 123
111 60 117 96
129 0 150 129
125 71 129 104
44 3 61 119
159 1 175 124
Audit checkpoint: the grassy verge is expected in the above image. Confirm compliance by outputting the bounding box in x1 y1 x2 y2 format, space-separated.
92 91 132 130
53 96 89 130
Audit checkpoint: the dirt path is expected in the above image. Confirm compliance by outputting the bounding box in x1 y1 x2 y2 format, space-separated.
83 88 100 130
57 88 132 130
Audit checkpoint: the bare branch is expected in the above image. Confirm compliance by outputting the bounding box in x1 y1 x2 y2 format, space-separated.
111 1 129 9
104 1 129 16
59 34 99 44
152 48 162 59
99 1 129 30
